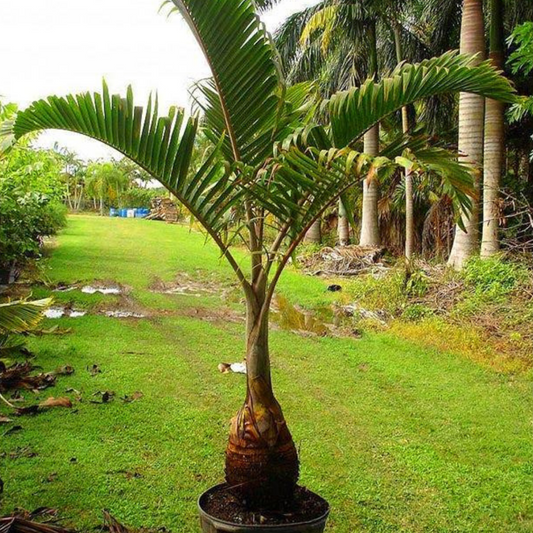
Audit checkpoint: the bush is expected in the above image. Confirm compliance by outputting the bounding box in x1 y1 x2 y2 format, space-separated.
402 303 434 321
462 256 529 299
0 145 67 277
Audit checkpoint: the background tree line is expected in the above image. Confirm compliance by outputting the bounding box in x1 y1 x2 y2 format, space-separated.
270 0 533 267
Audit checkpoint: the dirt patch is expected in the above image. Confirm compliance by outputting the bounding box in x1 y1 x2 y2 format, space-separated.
150 273 236 300
171 306 244 324
270 294 361 338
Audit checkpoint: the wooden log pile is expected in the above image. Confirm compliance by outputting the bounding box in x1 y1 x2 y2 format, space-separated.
145 197 179 223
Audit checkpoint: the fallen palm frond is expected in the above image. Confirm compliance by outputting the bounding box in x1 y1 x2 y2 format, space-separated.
298 245 387 276
0 517 73 533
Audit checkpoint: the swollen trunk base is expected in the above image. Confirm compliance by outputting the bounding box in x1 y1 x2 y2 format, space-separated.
225 439 299 509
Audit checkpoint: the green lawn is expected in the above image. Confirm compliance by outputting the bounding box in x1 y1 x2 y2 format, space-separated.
1 215 531 532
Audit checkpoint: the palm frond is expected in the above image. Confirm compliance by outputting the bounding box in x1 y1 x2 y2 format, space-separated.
169 0 281 165
0 298 52 334
12 84 242 235
327 51 517 147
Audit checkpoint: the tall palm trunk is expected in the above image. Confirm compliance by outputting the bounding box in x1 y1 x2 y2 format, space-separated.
393 23 414 261
481 0 504 257
448 0 486 269
359 20 381 247
226 284 299 509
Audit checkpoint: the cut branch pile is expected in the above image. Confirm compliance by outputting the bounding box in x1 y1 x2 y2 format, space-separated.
298 246 387 276
145 197 179 223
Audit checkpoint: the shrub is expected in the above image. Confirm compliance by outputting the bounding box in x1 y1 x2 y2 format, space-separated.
0 145 67 277
462 255 529 299
402 303 434 321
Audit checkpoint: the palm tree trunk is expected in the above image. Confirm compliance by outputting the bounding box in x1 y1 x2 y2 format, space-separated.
359 21 380 247
393 22 415 262
359 126 380 246
448 0 486 269
337 199 350 245
225 287 299 509
305 219 322 244
481 0 504 258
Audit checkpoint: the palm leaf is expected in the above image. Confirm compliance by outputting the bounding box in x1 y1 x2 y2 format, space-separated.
12 84 242 234
168 0 282 165
0 298 52 334
328 51 517 147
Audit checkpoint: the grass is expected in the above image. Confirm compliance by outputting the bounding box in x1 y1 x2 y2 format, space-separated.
1 215 532 532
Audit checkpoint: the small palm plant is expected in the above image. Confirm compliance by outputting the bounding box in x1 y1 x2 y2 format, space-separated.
10 0 515 518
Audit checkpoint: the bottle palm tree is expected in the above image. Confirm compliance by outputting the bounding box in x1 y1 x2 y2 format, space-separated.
11 0 515 512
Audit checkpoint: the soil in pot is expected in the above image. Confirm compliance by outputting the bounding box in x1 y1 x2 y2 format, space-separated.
203 484 328 526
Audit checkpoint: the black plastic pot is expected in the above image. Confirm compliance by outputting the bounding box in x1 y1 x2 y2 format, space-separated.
198 484 330 533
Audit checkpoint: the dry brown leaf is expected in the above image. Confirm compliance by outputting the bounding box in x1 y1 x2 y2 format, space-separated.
39 397 73 409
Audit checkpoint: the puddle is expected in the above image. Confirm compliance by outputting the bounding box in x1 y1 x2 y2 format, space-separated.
82 286 122 295
104 311 145 318
270 295 330 336
44 307 86 319
44 308 65 319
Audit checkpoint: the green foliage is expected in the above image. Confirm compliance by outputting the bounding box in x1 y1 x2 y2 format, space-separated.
85 161 129 211
0 145 67 272
508 22 533 75
462 255 528 299
119 186 164 209
404 269 429 298
402 303 434 321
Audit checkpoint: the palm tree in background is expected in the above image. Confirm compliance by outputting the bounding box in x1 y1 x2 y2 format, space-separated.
85 161 129 215
275 0 429 248
481 0 505 257
447 0 486 269
10 0 515 510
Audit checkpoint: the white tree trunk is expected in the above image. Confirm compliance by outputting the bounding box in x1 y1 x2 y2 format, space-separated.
359 125 380 247
481 0 504 258
337 200 350 245
448 0 486 269
305 219 322 244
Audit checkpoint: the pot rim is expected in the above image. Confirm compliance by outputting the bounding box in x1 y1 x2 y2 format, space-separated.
198 483 330 530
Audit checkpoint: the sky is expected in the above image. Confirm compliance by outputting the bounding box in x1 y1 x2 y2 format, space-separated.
1 0 317 160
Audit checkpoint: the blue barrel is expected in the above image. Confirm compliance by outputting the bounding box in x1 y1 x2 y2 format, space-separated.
119 208 127 218
109 208 118 217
